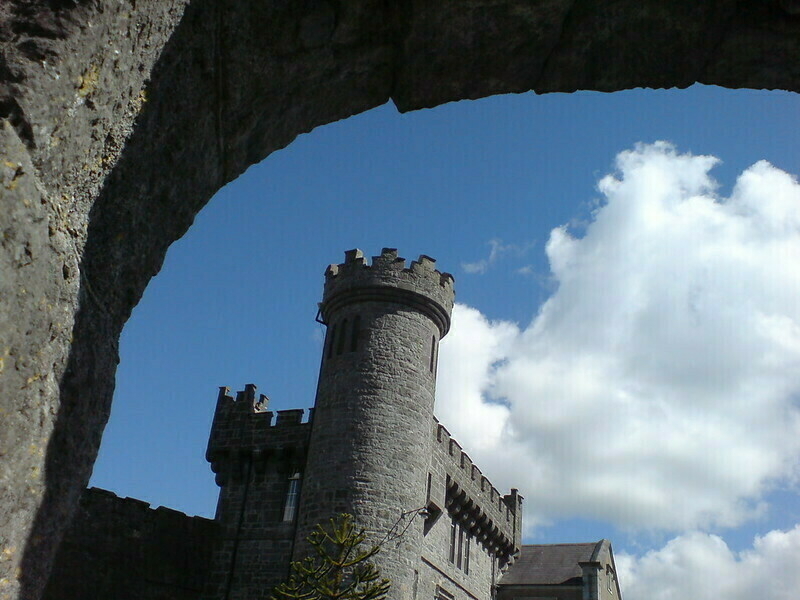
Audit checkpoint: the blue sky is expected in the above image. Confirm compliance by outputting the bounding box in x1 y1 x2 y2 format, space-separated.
90 85 800 600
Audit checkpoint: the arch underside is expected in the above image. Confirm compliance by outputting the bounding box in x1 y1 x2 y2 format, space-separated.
0 1 797 598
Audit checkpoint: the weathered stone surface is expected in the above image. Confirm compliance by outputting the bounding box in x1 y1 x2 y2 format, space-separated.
202 386 312 599
198 249 520 600
1 3 189 598
0 121 75 600
0 1 798 598
295 249 454 600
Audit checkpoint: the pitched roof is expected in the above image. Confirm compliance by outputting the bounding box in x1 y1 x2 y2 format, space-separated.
499 541 605 586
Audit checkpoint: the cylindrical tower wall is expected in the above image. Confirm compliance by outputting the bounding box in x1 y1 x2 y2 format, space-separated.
294 248 454 600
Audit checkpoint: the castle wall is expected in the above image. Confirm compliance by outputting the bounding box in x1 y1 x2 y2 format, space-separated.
431 420 522 560
42 488 215 600
203 462 301 600
418 511 497 600
202 385 311 600
200 249 519 600
417 418 521 600
300 300 440 599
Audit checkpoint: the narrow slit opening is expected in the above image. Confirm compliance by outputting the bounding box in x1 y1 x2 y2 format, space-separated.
350 315 361 352
336 318 348 355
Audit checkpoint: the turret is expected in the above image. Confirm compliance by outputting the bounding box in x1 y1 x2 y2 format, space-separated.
294 248 455 600
201 385 312 600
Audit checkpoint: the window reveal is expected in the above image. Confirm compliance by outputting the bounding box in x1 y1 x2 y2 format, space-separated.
282 472 302 522
448 516 472 574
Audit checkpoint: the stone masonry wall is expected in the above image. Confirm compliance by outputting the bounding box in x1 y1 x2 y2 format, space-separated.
298 301 441 600
418 419 520 600
41 488 215 600
433 421 522 560
4 3 799 598
418 494 497 600
203 385 312 600
295 249 454 600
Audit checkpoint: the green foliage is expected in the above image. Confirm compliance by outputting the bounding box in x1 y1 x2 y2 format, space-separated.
271 514 391 600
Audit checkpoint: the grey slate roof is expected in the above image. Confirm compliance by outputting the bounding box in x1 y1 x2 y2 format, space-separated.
499 541 605 586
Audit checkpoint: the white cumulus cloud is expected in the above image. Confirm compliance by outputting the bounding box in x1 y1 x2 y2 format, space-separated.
436 142 800 532
616 525 800 600
436 305 516 451
462 239 534 274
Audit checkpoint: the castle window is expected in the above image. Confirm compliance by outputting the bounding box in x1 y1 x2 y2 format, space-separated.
282 472 302 522
336 319 348 355
449 520 457 563
456 525 464 569
429 336 437 372
435 586 454 600
464 534 470 575
350 316 361 352
448 517 471 573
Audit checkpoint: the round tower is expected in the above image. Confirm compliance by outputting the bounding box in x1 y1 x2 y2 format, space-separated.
294 248 454 600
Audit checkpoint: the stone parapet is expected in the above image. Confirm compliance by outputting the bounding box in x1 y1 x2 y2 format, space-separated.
433 419 522 566
321 248 455 336
206 385 311 486
42 488 216 600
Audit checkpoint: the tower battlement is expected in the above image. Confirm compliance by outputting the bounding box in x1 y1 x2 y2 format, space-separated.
42 247 633 600
321 248 455 336
198 248 532 600
432 420 523 564
295 247 457 596
206 385 311 485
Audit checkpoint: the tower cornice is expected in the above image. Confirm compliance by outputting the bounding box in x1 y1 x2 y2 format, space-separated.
320 248 455 337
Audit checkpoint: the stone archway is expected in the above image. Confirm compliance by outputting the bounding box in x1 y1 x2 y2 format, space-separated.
1 1 798 598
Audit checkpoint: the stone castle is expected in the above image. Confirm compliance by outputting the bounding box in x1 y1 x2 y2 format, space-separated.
42 248 622 600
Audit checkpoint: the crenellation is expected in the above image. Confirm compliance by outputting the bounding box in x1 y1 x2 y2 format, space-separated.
449 438 462 457
472 464 481 482
206 384 311 487
275 409 304 425
371 247 404 269
44 248 601 600
42 488 216 600
439 271 455 287
320 248 455 337
460 450 472 472
432 417 519 566
345 248 366 263
437 422 450 444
